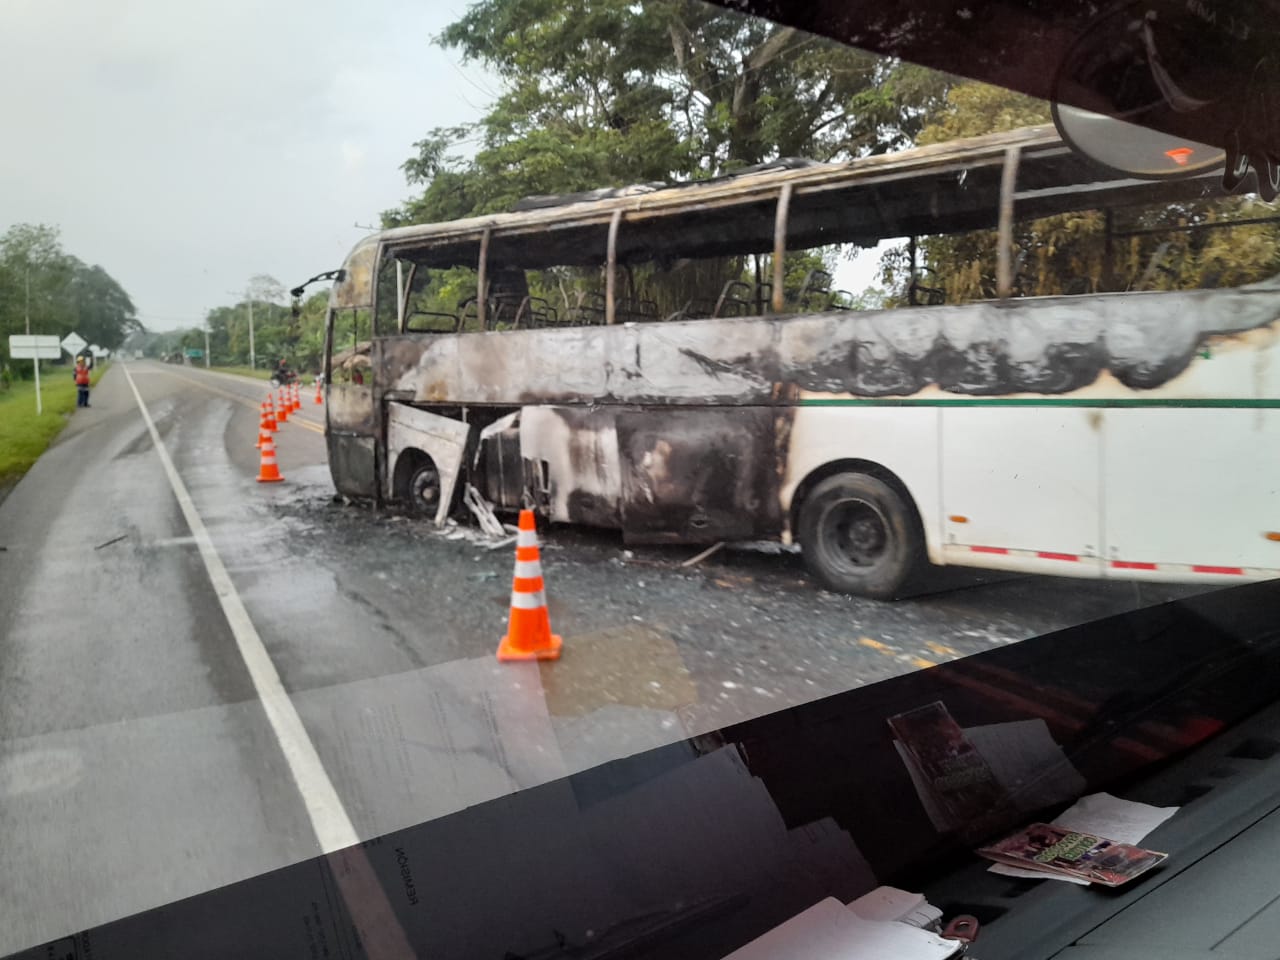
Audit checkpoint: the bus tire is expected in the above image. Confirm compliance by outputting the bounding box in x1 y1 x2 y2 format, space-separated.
407 459 442 518
797 471 922 599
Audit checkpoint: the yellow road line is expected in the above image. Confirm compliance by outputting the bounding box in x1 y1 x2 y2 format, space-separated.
926 641 959 657
857 636 938 671
149 368 325 435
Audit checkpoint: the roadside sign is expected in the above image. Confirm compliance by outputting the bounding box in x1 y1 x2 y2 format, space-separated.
186 348 204 359
61 332 87 357
8 335 61 360
89 344 106 359
8 335 62 416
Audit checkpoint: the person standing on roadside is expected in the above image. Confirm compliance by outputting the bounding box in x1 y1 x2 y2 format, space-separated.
74 357 91 408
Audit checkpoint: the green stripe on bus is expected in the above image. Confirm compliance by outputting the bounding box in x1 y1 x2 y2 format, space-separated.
796 397 1280 408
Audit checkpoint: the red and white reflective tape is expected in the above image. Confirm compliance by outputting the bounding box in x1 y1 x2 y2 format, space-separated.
961 544 1261 578
971 548 1082 562
510 588 547 609
514 559 543 579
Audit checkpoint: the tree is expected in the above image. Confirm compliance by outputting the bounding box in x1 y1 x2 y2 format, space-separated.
247 274 285 306
0 223 140 372
63 262 140 351
388 0 951 226
0 224 71 340
211 275 292 369
198 283 328 374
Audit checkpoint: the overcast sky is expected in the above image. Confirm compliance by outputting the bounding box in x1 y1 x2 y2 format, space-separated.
0 0 497 332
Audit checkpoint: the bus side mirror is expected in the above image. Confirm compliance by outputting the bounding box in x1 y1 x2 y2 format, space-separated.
1052 103 1225 179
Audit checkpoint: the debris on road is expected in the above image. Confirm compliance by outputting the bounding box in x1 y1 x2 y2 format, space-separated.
94 534 128 550
463 484 506 538
680 541 725 568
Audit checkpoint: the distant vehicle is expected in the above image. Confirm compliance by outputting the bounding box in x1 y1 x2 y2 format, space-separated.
317 125 1280 598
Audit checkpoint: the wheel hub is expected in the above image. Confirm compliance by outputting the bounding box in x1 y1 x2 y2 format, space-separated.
411 468 440 510
828 499 889 567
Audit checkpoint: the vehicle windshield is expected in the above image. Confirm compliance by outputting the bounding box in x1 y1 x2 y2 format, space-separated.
3 2 1280 959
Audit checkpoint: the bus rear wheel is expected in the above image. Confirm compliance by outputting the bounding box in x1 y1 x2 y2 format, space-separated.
797 472 921 599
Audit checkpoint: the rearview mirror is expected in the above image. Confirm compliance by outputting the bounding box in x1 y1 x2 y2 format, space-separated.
1051 103 1226 179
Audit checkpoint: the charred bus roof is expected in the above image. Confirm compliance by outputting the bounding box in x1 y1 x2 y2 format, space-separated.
357 124 1221 272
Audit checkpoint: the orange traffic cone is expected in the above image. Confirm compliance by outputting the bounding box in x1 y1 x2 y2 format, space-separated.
256 406 274 449
276 388 290 423
262 400 278 432
497 510 562 661
290 382 301 413
314 379 324 405
256 435 285 483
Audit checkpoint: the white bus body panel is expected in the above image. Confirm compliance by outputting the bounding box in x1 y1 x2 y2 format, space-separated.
1104 409 1280 571
941 408 1102 558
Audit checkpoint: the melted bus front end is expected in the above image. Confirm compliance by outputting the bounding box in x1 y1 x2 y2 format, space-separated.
324 236 379 499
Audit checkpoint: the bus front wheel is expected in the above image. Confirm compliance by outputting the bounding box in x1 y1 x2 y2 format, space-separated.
407 460 442 517
797 472 921 599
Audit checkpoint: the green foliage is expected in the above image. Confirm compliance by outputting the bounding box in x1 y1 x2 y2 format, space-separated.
211 365 272 380
387 0 952 227
916 82 1050 145
152 286 331 376
0 224 140 372
887 82 1280 301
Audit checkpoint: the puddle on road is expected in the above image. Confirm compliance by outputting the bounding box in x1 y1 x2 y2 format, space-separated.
538 623 697 718
0 748 84 798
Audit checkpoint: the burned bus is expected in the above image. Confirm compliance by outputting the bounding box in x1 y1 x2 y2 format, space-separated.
318 124 1280 598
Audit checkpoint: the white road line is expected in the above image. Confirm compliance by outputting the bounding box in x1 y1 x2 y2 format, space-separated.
121 364 359 853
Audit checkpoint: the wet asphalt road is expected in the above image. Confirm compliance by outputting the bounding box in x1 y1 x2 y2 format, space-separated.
0 361 1206 955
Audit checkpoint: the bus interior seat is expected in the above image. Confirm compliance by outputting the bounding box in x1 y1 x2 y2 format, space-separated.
486 295 524 330
566 291 607 325
616 298 659 323
518 296 559 328
458 297 482 330
405 310 460 333
827 288 856 309
796 269 833 312
712 280 754 318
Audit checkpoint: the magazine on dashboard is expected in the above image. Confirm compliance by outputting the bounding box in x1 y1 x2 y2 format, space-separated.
977 822 1167 886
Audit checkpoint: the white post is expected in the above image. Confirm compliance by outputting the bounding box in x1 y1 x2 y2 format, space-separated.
33 359 41 416
997 145 1022 300
248 298 255 370
605 210 622 325
204 326 211 368
395 260 405 329
772 183 794 315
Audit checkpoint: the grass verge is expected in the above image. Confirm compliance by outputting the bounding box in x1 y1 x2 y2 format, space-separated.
0 363 108 483
210 365 272 380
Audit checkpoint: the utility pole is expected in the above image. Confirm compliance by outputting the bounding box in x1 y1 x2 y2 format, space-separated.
204 324 211 368
227 288 256 370
24 265 30 335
